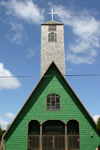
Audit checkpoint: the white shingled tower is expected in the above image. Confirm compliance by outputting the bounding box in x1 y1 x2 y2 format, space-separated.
41 10 65 76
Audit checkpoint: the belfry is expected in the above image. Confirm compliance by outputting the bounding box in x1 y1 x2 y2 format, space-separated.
41 9 65 76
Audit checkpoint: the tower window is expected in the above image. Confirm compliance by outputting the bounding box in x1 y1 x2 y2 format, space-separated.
46 94 60 110
48 25 56 31
48 32 57 42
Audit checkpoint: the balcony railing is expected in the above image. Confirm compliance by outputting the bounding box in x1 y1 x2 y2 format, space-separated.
67 135 80 150
28 135 40 150
42 135 65 150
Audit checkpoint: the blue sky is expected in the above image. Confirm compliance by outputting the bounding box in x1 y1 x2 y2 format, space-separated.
0 0 100 129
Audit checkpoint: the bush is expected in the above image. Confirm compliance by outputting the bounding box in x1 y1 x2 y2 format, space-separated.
96 117 100 133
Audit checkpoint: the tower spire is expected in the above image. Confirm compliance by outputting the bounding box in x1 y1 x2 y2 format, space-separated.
41 14 65 77
47 9 57 20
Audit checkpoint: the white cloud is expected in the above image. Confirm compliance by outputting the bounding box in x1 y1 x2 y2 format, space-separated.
6 21 27 45
9 21 24 31
66 53 95 64
66 68 73 72
93 114 100 123
0 63 21 90
0 117 9 129
1 0 45 24
6 32 27 45
54 5 100 64
5 113 15 119
27 49 34 58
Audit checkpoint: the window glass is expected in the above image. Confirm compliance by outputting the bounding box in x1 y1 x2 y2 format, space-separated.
51 106 55 110
51 32 54 42
56 104 60 109
55 33 56 42
51 101 55 106
52 97 55 100
47 104 50 110
45 126 49 129
50 126 53 129
48 32 57 42
56 97 60 103
58 126 62 129
54 126 57 129
47 98 50 103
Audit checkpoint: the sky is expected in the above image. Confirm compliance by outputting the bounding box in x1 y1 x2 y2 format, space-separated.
0 0 100 129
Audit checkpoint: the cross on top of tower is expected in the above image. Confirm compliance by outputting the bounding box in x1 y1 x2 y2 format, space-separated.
47 9 57 20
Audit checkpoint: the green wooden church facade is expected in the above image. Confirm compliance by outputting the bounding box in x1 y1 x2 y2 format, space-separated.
3 62 100 150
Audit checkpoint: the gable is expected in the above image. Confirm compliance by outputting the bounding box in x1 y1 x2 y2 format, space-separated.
3 62 100 142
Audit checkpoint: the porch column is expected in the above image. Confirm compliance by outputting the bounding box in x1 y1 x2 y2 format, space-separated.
40 125 42 150
65 124 68 150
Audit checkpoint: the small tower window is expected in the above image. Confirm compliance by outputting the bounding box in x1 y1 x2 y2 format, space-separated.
48 25 56 31
48 32 57 42
46 94 60 110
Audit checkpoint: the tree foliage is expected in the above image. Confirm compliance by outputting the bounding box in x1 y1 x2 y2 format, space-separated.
0 126 2 142
96 117 100 133
7 124 11 130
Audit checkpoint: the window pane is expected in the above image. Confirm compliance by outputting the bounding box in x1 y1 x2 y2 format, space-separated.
56 97 60 103
47 98 50 103
50 126 53 129
51 106 55 110
54 33 57 42
45 126 49 129
54 126 57 129
47 104 50 110
51 97 55 100
51 101 55 106
56 104 60 109
58 126 62 129
51 32 54 42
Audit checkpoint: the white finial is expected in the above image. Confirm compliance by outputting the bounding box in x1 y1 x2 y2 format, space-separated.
47 9 57 20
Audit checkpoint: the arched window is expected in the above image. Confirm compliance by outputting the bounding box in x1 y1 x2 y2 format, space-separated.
67 120 80 150
46 94 60 110
42 120 65 150
48 32 57 42
28 120 40 150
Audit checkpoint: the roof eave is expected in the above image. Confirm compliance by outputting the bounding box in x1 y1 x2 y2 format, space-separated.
41 20 63 25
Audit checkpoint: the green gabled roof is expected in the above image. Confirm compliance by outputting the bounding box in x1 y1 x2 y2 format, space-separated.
41 20 63 25
3 62 99 139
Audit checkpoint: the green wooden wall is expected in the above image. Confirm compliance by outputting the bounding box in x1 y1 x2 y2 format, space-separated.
4 63 100 150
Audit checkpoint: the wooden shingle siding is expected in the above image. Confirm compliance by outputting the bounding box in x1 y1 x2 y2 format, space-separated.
4 63 100 150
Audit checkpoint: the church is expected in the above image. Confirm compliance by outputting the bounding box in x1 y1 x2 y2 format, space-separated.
2 13 100 150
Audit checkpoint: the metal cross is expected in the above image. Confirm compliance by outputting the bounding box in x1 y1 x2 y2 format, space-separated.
47 9 57 20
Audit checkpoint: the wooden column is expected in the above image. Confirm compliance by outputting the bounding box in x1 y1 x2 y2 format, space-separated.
65 124 68 150
40 125 42 150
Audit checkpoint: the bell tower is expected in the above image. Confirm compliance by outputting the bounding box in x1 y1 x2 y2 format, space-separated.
41 19 65 76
